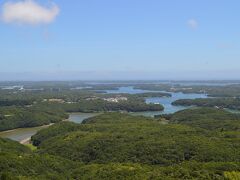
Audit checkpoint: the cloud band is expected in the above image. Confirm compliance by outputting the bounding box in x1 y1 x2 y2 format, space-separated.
1 0 59 25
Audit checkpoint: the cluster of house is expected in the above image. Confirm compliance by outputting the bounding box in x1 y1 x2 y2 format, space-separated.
85 95 128 103
42 96 128 104
42 99 65 103
103 97 128 103
170 87 193 91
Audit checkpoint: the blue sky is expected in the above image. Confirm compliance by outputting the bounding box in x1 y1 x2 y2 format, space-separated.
0 0 240 80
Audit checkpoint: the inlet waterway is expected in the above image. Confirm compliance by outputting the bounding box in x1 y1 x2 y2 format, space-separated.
0 86 208 142
0 113 98 142
106 86 208 116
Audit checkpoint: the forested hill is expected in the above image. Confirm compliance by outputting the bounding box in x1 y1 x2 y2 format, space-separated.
1 108 237 179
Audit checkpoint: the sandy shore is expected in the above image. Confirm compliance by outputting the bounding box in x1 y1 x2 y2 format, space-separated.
20 137 31 144
0 123 55 144
20 123 54 144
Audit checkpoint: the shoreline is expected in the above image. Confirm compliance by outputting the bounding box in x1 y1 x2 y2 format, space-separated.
0 112 100 144
0 123 54 136
19 123 54 145
20 137 31 144
0 123 54 144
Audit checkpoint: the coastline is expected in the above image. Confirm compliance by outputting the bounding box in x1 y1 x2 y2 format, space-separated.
0 123 54 144
0 112 97 143
0 123 54 136
19 123 54 144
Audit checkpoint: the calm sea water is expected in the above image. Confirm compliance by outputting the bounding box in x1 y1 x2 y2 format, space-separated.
106 86 151 94
68 113 99 123
106 86 207 116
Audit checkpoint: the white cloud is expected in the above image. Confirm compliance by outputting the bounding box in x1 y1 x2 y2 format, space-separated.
1 0 59 25
187 19 198 29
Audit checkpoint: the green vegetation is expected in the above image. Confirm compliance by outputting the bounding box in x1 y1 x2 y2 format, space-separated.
0 153 78 179
0 138 30 154
224 171 240 180
3 81 240 131
57 99 163 113
1 108 240 179
169 107 240 131
0 99 32 106
173 97 240 110
1 82 240 179
0 100 162 132
0 106 68 131
25 144 37 151
0 87 165 131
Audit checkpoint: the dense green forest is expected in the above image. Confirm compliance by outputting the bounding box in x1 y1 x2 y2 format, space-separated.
169 108 240 131
0 106 68 131
0 89 165 131
1 108 240 179
172 98 240 110
2 81 240 132
1 82 240 179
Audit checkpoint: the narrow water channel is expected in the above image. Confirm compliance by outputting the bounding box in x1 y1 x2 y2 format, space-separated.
0 113 98 142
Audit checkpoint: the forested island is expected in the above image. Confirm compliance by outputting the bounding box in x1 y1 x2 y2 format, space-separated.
133 83 240 97
172 98 240 110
